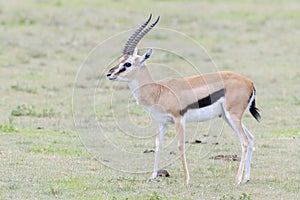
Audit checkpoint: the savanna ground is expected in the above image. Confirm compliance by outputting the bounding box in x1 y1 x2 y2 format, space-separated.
0 0 299 199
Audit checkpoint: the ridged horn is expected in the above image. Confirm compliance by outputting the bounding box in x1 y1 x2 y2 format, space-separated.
123 14 152 55
126 16 160 55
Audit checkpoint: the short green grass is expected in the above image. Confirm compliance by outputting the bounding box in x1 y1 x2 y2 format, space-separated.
0 0 299 199
10 104 56 118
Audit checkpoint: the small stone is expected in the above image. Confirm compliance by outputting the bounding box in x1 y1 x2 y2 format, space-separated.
143 149 155 153
191 139 202 144
157 169 170 177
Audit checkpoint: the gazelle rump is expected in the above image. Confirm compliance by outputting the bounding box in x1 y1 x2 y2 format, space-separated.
106 15 260 185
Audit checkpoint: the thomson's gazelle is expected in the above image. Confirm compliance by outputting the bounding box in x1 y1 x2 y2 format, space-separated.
106 15 260 185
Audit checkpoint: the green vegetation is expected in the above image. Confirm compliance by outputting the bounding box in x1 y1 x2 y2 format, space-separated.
11 105 56 118
220 193 251 200
11 84 38 94
275 128 300 139
0 123 18 133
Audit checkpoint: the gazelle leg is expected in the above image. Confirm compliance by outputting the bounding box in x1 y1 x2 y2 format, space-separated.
175 117 190 185
150 123 166 180
234 122 249 185
223 111 249 185
242 124 254 183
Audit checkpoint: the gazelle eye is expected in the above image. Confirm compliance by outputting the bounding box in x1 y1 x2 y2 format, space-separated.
124 62 131 68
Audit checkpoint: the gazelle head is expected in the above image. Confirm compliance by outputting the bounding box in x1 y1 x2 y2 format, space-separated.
106 14 160 82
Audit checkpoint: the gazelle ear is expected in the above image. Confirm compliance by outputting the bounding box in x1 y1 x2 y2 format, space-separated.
133 47 138 56
139 48 153 67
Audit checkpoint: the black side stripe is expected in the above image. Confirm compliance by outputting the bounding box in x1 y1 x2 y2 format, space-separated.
179 88 225 116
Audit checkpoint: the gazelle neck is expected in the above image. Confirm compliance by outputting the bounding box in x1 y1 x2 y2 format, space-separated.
128 65 154 105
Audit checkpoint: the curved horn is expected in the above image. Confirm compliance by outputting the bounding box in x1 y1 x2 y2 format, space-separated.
126 16 160 55
123 14 152 55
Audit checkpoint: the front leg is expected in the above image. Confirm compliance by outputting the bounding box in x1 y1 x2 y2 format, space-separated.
150 123 166 180
175 117 190 185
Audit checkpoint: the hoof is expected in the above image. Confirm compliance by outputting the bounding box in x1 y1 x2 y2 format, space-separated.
243 179 250 184
184 177 190 185
149 172 157 181
234 180 242 185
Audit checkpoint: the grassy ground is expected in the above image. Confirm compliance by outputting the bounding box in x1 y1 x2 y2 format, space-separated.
0 0 299 199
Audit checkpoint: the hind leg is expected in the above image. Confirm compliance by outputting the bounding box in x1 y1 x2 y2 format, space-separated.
223 111 250 185
175 117 190 185
242 124 254 183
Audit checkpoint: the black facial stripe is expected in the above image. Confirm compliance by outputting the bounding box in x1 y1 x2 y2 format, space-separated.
179 88 225 116
117 66 126 74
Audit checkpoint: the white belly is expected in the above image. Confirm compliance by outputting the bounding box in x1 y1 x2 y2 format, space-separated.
142 105 175 124
141 98 224 124
185 98 224 122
